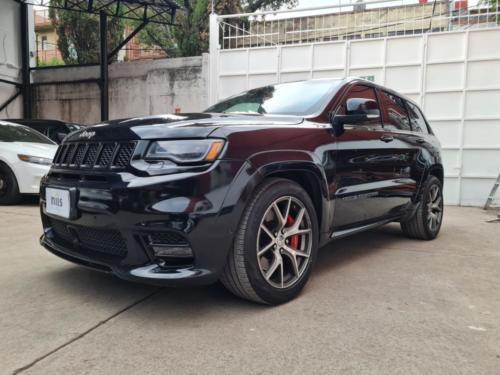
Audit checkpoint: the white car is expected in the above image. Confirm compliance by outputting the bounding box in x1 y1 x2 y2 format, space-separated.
0 120 58 204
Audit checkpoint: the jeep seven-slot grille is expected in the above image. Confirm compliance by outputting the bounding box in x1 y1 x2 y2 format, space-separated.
53 142 136 169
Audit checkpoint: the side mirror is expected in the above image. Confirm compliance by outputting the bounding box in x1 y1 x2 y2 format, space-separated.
330 113 368 136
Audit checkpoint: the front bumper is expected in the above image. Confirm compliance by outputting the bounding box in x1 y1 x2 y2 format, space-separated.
40 160 246 286
14 160 51 194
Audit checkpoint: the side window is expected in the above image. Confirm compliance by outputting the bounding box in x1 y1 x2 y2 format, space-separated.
336 85 381 127
379 91 411 131
46 125 59 141
406 101 429 134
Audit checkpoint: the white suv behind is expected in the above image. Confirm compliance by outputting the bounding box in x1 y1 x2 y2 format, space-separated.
0 120 58 204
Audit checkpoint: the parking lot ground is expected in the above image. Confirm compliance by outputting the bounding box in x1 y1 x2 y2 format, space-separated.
1 203 499 375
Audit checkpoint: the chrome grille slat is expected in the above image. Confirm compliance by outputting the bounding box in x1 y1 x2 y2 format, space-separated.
53 141 136 170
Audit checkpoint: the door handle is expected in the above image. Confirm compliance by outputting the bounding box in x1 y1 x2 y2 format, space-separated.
380 134 394 143
415 138 425 144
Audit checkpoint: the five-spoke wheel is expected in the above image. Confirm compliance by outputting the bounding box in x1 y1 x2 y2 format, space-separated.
401 175 443 240
257 196 313 289
220 178 318 304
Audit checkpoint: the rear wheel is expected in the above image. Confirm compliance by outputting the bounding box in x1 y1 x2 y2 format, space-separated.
220 178 318 304
0 163 21 205
401 175 443 240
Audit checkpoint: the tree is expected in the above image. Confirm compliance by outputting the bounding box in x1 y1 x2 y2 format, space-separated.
48 0 125 65
482 0 499 23
136 0 297 57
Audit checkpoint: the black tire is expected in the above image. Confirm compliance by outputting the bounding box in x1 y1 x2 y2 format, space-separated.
220 178 319 305
0 163 21 205
401 175 443 240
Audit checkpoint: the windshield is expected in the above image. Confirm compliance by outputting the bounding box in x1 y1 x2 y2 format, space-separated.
205 79 343 116
0 122 55 144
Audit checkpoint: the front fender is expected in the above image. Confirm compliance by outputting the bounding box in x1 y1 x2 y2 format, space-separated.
217 150 330 243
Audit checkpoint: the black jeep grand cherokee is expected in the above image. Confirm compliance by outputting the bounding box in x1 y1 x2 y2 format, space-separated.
40 78 443 304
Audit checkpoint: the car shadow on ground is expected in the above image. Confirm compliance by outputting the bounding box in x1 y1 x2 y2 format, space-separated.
42 223 416 316
17 195 40 206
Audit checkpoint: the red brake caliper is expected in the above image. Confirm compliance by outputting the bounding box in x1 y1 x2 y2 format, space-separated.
286 215 299 249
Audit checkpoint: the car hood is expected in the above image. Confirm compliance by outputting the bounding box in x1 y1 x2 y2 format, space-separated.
65 113 304 142
12 142 58 158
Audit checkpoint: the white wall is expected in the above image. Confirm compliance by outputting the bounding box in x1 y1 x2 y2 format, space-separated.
213 28 500 207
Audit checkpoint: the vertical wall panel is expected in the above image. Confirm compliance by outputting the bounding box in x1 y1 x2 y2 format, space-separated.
312 43 346 70
350 39 385 68
426 33 466 62
386 37 422 65
385 66 421 93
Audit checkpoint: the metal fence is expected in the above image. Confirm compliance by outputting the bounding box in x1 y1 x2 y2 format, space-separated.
218 0 500 49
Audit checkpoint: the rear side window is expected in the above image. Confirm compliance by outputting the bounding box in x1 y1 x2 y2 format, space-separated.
379 91 411 131
0 123 55 144
406 101 429 134
336 85 382 127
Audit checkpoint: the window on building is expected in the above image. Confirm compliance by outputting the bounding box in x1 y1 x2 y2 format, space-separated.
41 36 48 51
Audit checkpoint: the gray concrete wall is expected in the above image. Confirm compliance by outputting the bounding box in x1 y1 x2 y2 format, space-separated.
32 54 209 125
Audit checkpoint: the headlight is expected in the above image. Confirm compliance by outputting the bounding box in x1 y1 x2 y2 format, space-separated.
18 154 53 166
145 139 225 164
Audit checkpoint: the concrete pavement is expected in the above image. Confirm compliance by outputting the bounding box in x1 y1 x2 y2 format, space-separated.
1 202 499 375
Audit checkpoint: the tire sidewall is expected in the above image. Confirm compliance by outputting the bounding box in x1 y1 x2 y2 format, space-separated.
420 176 443 239
242 179 319 304
0 163 20 205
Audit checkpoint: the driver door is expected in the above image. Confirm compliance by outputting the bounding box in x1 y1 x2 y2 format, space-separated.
331 84 399 230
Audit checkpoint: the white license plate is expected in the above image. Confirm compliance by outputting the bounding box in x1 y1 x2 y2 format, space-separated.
46 188 71 219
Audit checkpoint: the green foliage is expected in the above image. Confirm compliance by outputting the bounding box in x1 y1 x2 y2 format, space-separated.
481 0 500 23
135 0 296 57
36 56 65 67
48 0 125 64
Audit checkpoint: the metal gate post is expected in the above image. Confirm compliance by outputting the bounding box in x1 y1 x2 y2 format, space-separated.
20 2 32 119
208 13 220 106
99 11 109 121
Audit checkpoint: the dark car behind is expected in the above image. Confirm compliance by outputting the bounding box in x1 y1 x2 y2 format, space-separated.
3 119 83 144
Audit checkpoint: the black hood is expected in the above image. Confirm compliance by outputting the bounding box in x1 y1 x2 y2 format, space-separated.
65 113 304 142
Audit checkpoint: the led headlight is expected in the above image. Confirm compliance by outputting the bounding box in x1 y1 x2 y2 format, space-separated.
18 154 53 166
145 139 225 164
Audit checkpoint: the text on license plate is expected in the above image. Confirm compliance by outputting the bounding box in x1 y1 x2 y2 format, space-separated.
46 187 71 219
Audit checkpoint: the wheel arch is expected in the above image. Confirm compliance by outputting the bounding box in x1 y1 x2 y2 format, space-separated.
428 164 444 186
219 152 331 246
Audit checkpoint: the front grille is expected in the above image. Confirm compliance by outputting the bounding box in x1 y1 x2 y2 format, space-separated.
53 141 136 170
50 219 127 257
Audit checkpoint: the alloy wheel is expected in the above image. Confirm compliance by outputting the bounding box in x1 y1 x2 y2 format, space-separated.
426 184 443 232
256 196 313 289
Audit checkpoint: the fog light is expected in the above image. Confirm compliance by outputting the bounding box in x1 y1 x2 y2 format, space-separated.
152 245 193 258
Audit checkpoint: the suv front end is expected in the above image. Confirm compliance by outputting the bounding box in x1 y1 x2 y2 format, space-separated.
40 132 244 286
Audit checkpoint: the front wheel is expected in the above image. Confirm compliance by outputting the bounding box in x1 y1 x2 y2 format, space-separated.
220 178 319 305
0 163 21 205
401 175 443 240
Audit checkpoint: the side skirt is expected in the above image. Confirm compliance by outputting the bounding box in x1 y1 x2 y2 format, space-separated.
330 217 399 240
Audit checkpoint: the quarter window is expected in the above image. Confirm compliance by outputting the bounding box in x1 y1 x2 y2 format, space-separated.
379 91 411 131
406 101 429 134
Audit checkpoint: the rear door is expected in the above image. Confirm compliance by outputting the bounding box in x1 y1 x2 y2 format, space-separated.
376 90 421 211
405 100 441 187
332 84 401 229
